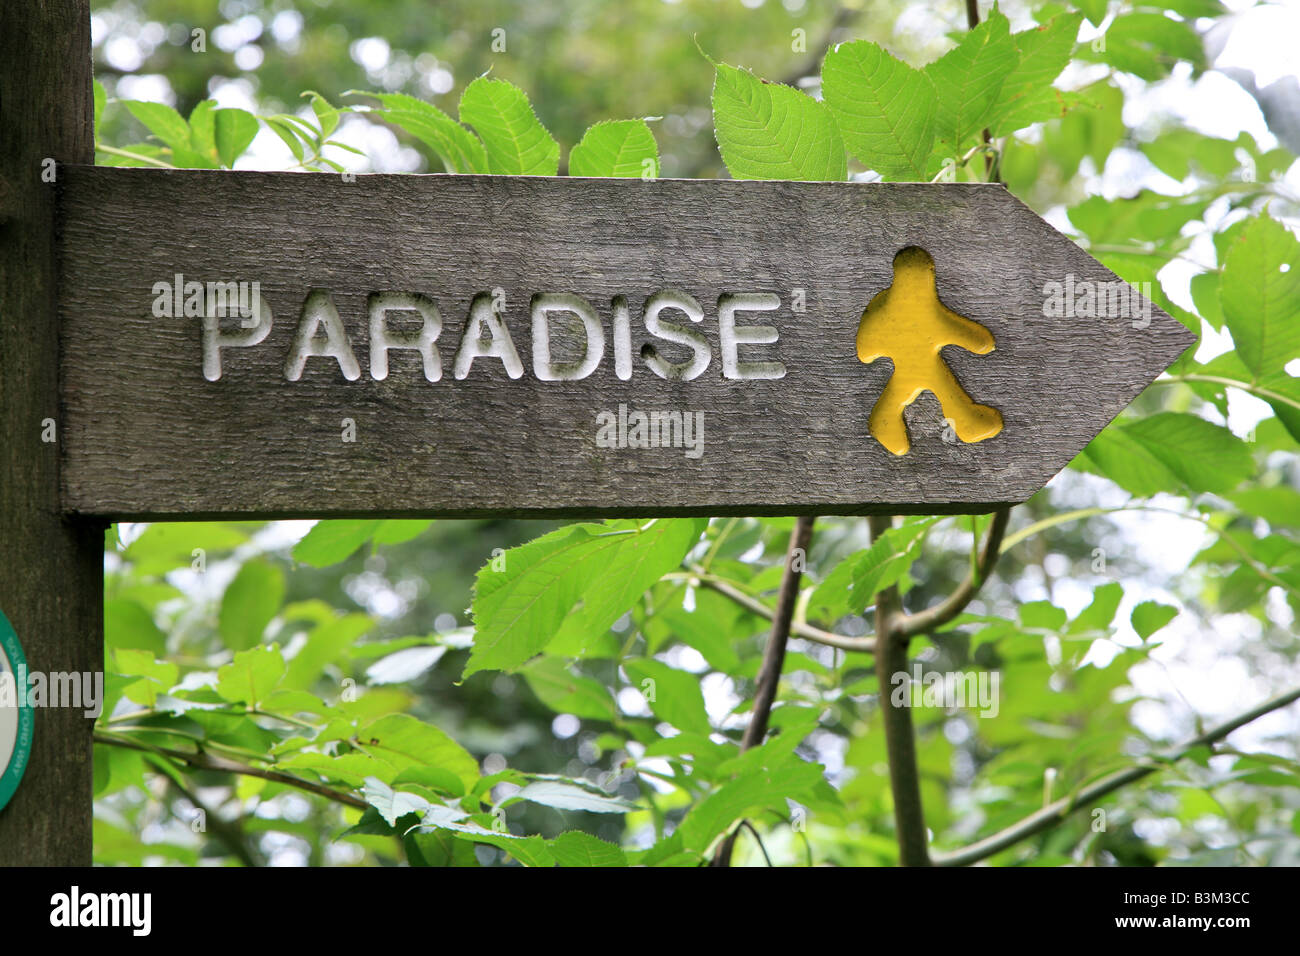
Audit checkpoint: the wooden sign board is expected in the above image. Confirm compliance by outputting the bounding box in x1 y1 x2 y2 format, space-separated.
57 167 1193 520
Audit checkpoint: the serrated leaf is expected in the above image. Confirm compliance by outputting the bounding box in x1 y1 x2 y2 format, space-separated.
218 559 285 651
1083 413 1253 496
569 119 659 178
1220 214 1300 380
988 13 1082 136
548 830 627 866
821 40 936 180
511 780 637 814
354 91 488 173
466 519 704 677
712 63 846 182
358 714 478 792
458 77 558 175
923 8 1019 150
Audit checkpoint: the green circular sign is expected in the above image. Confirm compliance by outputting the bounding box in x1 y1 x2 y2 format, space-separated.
0 608 33 813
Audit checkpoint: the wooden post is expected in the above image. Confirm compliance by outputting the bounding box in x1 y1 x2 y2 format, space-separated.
0 0 102 864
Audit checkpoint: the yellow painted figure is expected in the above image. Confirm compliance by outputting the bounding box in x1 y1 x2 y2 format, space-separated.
857 247 1004 456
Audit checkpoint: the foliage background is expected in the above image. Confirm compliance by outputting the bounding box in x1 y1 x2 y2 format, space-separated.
88 0 1300 866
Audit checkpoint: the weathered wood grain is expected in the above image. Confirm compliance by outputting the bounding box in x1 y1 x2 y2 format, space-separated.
0 0 102 865
57 168 1194 519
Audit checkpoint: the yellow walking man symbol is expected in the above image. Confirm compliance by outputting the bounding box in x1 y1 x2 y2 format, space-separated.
857 247 1004 456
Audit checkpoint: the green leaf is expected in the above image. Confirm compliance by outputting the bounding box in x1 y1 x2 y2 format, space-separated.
1019 600 1068 631
264 116 307 162
113 649 178 707
522 657 618 721
988 13 1083 136
622 658 711 735
214 108 259 168
353 91 488 174
215 644 286 709
549 830 627 866
1073 0 1108 27
459 832 554 867
104 597 167 655
923 8 1019 151
511 780 637 814
218 559 285 651
1069 581 1123 634
362 777 431 826
569 120 659 178
292 519 383 567
1219 214 1300 380
303 90 340 138
821 40 936 180
677 756 825 853
458 77 559 175
93 80 106 139
1089 14 1205 81
283 613 373 690
466 519 705 677
711 62 846 182
843 518 937 613
550 519 707 656
1131 601 1178 640
359 714 479 792
1189 271 1224 330
371 519 433 545
1082 413 1253 496
123 100 192 152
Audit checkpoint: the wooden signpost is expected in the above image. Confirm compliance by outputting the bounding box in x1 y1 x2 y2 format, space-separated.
1 1 1193 865
58 167 1192 520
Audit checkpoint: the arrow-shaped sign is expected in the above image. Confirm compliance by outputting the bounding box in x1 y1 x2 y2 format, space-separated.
57 167 1194 519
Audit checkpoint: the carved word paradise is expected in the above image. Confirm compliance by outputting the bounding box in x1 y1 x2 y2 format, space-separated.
156 278 792 384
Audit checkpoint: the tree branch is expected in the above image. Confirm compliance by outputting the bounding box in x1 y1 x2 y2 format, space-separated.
894 507 1011 638
932 683 1300 866
694 571 875 653
95 732 368 810
166 776 264 867
870 515 930 866
711 515 816 866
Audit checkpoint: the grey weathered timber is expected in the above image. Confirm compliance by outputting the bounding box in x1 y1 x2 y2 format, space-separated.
58 167 1194 519
0 0 103 864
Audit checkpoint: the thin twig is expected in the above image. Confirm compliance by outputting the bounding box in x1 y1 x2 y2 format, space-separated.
870 514 931 866
691 571 875 653
166 776 264 867
711 516 816 866
738 820 775 866
895 507 1012 637
95 732 368 810
932 684 1300 866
